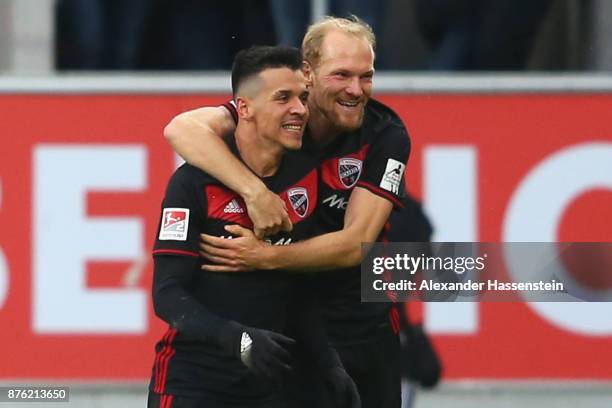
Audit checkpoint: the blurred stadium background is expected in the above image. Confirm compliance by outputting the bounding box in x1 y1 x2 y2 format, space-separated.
1 0 611 407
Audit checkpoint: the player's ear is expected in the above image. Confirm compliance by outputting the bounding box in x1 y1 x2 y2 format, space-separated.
236 97 252 121
302 60 313 88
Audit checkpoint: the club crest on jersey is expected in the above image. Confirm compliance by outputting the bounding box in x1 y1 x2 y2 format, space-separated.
338 158 362 188
288 187 308 218
159 208 189 241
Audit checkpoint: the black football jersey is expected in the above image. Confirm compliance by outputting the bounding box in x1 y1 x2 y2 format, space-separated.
150 136 319 401
304 99 411 344
223 99 411 344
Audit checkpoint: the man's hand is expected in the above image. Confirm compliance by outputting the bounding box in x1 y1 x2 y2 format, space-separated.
200 225 271 272
244 186 292 238
238 327 295 380
219 321 295 380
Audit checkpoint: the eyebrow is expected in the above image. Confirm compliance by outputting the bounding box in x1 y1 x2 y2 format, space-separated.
273 89 292 97
331 68 375 76
273 88 308 99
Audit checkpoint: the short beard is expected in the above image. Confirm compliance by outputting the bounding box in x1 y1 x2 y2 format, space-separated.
334 109 364 133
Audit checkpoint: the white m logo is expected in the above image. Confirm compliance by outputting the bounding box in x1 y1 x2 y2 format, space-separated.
322 194 348 210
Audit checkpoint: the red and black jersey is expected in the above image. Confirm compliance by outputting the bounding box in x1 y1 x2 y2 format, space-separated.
150 135 319 402
308 98 410 232
223 99 411 345
305 99 411 344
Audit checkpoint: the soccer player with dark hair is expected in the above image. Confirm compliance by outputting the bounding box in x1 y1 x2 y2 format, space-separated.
148 45 359 408
163 16 410 408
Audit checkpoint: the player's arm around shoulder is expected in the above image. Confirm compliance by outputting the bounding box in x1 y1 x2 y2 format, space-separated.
163 105 236 171
197 112 412 272
163 105 292 238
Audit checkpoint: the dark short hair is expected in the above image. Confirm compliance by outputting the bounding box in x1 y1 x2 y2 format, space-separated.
231 46 303 97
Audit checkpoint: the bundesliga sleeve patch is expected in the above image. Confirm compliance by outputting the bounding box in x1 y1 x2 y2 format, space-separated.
380 159 405 194
159 208 190 241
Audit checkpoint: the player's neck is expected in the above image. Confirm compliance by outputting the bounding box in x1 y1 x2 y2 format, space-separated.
235 125 283 178
307 105 342 147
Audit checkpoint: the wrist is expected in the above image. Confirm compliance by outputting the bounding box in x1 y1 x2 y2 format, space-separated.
259 244 281 270
240 179 268 203
215 320 245 356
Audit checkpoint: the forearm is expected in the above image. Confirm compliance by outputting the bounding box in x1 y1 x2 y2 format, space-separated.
264 229 361 271
153 256 241 349
262 187 394 271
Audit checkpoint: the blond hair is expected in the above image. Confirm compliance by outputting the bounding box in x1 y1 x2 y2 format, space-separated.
302 15 375 68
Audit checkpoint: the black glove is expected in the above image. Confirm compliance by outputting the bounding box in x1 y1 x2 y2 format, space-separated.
323 365 361 408
317 348 360 408
401 323 442 388
237 326 296 379
397 303 442 388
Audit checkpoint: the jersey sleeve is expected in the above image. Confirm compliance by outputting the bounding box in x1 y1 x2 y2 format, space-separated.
153 166 206 258
152 255 241 353
220 100 238 124
356 124 411 209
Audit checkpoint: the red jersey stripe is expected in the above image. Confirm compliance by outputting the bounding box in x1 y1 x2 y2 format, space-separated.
154 328 178 394
152 249 199 258
153 329 174 392
157 329 178 394
389 306 400 335
355 181 404 208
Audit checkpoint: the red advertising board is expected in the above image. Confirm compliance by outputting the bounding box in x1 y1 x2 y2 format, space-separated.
0 93 610 380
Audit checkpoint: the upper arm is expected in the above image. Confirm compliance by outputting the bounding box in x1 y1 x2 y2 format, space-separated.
153 168 205 258
355 124 410 209
152 169 204 311
164 105 237 143
342 122 410 242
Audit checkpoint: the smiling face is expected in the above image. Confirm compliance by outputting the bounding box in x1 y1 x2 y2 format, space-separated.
243 67 310 150
307 29 374 133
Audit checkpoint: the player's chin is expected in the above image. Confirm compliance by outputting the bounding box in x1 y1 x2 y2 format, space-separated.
280 126 304 149
282 137 303 150
335 112 363 131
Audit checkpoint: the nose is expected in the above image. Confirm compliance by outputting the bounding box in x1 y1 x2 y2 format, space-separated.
289 97 307 116
346 76 363 98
